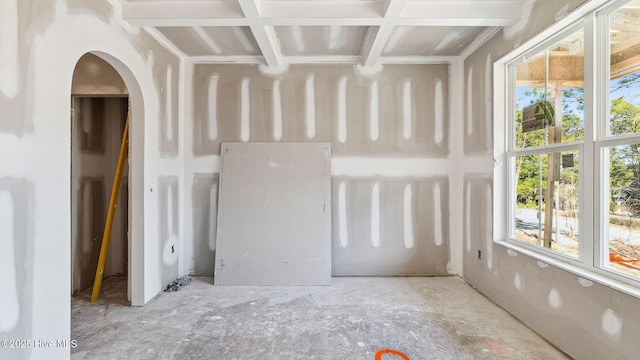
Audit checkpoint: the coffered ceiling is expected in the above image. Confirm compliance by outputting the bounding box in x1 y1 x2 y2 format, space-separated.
118 0 526 68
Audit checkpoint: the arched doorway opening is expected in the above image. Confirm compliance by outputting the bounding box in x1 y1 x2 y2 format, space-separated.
70 53 130 305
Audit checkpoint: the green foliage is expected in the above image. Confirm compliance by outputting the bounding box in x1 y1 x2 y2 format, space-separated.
515 86 584 209
514 75 640 217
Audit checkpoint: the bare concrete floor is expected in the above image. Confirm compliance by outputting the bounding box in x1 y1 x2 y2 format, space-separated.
71 276 568 360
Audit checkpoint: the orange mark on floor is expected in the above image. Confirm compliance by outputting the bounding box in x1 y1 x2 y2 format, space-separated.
485 339 517 358
375 349 410 360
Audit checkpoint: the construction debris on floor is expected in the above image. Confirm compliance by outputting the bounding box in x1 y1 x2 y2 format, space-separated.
71 276 568 360
164 276 193 292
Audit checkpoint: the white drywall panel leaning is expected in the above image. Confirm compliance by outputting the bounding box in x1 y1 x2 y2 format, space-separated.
214 142 331 285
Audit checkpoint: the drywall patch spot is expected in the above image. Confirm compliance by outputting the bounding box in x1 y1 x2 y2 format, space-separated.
434 79 443 145
0 0 18 99
160 176 180 285
0 190 19 332
466 66 473 137
433 182 443 246
578 277 593 287
258 63 290 77
485 53 492 148
163 184 178 266
507 249 518 257
402 79 412 140
485 183 493 269
369 80 380 142
555 4 570 21
207 74 220 141
601 309 623 341
548 287 563 309
165 65 174 142
514 272 524 292
434 29 464 51
240 77 251 142
371 182 380 248
537 261 549 268
354 64 383 78
328 26 341 50
465 182 471 252
338 182 349 248
292 26 305 52
337 76 348 143
403 184 414 249
503 0 536 40
305 73 316 139
233 27 256 52
272 79 282 141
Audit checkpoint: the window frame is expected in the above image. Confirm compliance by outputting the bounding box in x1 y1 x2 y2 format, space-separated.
493 0 640 297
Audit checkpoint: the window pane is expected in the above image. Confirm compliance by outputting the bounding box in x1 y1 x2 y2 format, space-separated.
514 150 579 258
609 1 640 137
514 29 585 149
605 144 640 279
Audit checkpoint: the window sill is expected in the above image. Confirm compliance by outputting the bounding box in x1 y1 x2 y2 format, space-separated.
494 239 640 300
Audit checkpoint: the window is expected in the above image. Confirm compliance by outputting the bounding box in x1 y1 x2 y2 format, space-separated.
601 1 640 279
497 0 640 288
509 27 585 261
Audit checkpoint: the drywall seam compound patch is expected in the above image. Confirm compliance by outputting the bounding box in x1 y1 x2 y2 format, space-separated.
331 157 448 177
578 277 593 287
485 53 492 148
337 76 347 143
403 184 414 249
328 26 340 50
514 272 524 292
193 26 222 54
338 181 348 248
434 182 443 246
165 65 173 142
601 309 623 341
292 26 305 52
272 79 282 141
465 182 471 252
233 27 256 52
240 77 250 142
209 184 217 251
485 183 493 269
0 190 19 332
305 73 316 139
370 80 379 141
371 182 380 248
207 74 220 140
434 79 443 145
402 79 412 140
467 67 473 137
503 0 536 40
163 184 178 266
0 0 18 99
548 287 562 309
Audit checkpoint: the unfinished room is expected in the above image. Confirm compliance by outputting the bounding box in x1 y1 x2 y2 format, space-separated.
2 0 640 359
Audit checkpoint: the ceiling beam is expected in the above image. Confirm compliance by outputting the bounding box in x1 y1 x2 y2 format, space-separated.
188 54 456 65
122 1 244 22
120 0 522 27
361 0 408 68
237 0 283 67
401 0 521 26
260 0 384 19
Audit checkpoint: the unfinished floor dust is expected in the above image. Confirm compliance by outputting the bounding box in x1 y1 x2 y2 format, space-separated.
71 277 568 360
